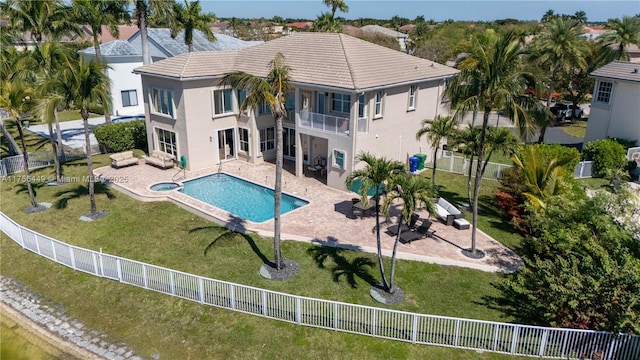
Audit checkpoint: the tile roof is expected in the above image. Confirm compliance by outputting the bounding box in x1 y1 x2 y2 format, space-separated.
79 40 141 56
137 28 261 57
590 61 640 83
135 32 458 91
361 25 408 39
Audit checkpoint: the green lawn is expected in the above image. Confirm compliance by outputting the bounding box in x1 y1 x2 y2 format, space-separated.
0 157 527 359
56 109 100 122
558 119 587 138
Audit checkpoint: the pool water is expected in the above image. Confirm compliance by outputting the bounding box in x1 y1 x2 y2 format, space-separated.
150 182 181 191
179 173 308 222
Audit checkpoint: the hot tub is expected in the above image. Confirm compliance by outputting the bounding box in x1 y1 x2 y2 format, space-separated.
150 182 181 191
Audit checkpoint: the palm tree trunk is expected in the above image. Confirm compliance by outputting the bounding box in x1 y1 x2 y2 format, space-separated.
431 148 438 186
82 114 97 214
139 8 151 65
54 109 65 166
16 119 38 208
537 125 548 144
273 115 284 269
93 33 111 124
374 193 390 290
47 121 61 183
470 109 491 255
467 154 474 207
388 212 403 293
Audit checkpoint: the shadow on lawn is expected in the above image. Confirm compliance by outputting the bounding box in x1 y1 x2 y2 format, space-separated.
307 243 377 289
189 216 270 265
53 182 116 209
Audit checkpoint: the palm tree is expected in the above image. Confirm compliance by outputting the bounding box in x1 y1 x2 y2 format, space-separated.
72 0 129 125
416 115 456 186
512 146 579 210
322 0 349 17
311 12 342 33
346 152 405 293
382 173 434 295
132 0 173 65
600 16 640 61
1 0 79 44
541 9 556 23
574 10 588 24
41 57 111 217
529 17 588 108
23 41 73 183
170 0 216 52
0 81 42 211
221 53 292 271
450 125 481 206
447 30 536 257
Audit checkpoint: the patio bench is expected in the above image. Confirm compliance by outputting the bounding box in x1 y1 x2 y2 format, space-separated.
453 218 470 230
110 151 139 168
144 150 175 169
434 197 464 226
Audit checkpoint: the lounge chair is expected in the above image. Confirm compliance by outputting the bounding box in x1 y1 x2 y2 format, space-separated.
387 213 419 235
399 219 435 244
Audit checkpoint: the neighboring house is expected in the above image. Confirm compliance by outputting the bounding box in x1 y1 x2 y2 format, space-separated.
285 22 313 31
133 32 458 190
584 61 640 145
361 25 410 52
80 24 139 43
127 28 262 62
79 40 144 116
79 29 261 116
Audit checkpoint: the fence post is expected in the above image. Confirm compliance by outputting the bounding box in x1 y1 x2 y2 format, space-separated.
539 329 549 357
295 297 301 324
116 258 122 282
169 271 175 295
98 249 104 276
142 265 148 288
51 239 58 262
69 247 77 270
510 325 520 354
449 155 454 172
198 277 204 304
371 309 377 336
333 303 338 330
454 319 461 347
229 285 235 310
261 291 267 316
411 314 418 343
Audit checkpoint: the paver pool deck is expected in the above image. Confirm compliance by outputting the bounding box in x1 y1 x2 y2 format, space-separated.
95 160 522 273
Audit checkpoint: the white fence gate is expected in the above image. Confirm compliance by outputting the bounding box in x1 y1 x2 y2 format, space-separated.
1 212 638 359
574 161 594 179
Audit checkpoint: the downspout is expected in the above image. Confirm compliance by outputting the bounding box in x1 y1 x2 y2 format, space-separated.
434 79 442 118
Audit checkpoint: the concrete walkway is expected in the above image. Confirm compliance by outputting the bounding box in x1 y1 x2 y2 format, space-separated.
95 160 522 273
27 117 106 149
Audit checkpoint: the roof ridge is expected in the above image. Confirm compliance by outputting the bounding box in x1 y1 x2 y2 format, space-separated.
179 53 193 78
338 34 358 90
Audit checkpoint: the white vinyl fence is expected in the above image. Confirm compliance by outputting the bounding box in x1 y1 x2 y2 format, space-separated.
1 212 638 359
0 149 88 177
433 154 595 180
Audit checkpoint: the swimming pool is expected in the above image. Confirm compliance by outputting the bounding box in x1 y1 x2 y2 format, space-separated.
179 173 308 222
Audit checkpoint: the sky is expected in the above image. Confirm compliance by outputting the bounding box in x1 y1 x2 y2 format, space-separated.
200 0 639 22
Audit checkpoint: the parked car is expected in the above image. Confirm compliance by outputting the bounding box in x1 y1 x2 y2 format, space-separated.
525 87 561 101
550 102 584 121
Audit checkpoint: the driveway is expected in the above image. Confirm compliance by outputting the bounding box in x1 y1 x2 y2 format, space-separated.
26 117 106 149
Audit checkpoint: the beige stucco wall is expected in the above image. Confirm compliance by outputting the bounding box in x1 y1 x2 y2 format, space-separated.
585 80 640 145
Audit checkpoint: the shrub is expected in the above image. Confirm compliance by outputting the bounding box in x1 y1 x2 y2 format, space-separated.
514 143 580 172
582 139 626 178
94 120 147 153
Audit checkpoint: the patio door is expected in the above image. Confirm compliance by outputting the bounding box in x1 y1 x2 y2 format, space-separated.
217 128 235 162
283 127 295 160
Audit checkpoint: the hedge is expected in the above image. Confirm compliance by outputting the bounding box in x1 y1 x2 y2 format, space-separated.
94 120 147 153
581 138 626 178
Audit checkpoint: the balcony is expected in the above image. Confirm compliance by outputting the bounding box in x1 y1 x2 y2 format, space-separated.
298 109 350 135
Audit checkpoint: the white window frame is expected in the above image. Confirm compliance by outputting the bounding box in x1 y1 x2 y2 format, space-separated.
121 89 138 107
595 80 613 104
237 89 249 115
258 100 271 116
333 149 346 169
331 93 351 113
150 88 174 118
259 127 275 153
407 85 417 111
238 127 249 153
155 127 177 156
374 91 384 119
358 94 366 118
212 88 234 117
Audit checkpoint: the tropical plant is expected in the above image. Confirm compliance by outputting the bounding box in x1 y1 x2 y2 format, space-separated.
0 81 42 211
346 152 405 294
450 125 482 206
170 0 216 52
1 0 79 43
311 12 342 33
222 53 292 271
528 17 588 108
541 9 557 23
41 57 112 217
446 30 536 257
512 145 579 210
582 138 627 178
415 115 456 186
322 0 348 17
377 172 434 297
72 0 129 124
26 41 73 183
573 10 587 24
600 16 640 61
131 0 173 65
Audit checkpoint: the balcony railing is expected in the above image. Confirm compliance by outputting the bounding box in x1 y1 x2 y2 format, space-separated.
298 109 350 136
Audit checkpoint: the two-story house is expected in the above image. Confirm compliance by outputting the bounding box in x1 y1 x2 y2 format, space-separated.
584 61 640 145
133 32 458 190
